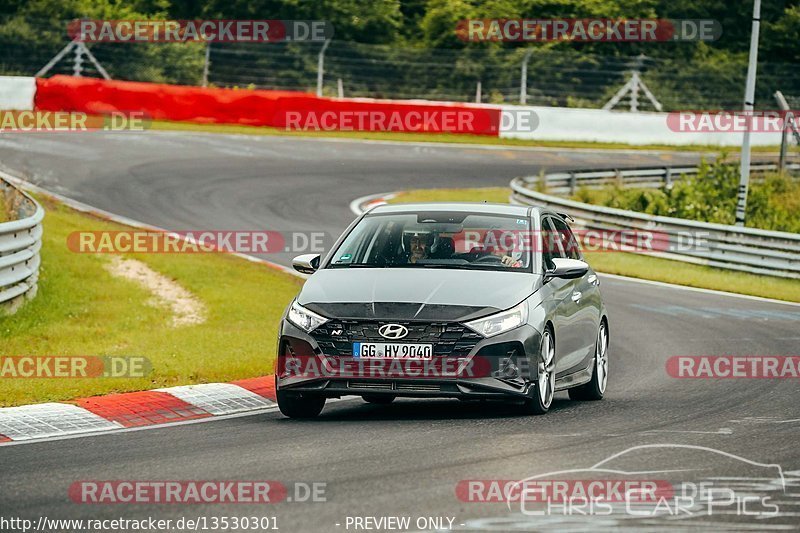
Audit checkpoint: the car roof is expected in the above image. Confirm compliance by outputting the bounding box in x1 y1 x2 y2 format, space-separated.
368 202 534 217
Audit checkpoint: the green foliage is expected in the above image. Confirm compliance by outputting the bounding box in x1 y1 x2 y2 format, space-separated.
1 1 799 107
575 159 800 233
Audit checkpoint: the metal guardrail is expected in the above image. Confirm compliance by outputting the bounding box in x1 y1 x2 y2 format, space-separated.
510 164 800 279
538 162 800 195
0 177 44 311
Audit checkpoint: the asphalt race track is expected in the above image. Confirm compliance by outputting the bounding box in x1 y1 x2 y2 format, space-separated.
1 132 799 531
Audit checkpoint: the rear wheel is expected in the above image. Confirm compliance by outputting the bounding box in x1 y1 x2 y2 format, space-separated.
519 327 555 415
569 320 608 401
362 394 395 405
277 390 326 418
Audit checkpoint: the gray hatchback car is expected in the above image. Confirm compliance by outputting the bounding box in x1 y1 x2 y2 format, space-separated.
276 203 609 418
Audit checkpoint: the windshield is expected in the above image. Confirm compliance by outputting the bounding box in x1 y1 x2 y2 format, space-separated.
326 211 533 272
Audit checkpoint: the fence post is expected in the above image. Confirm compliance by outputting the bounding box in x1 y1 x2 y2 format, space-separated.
629 72 639 112
475 81 482 103
316 39 331 97
664 167 673 188
569 172 577 195
337 78 344 98
775 91 791 174
520 49 533 104
72 43 84 77
201 42 211 87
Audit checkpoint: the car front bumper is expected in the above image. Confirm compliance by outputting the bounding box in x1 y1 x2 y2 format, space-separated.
275 319 543 400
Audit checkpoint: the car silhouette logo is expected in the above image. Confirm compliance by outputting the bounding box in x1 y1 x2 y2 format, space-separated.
378 324 408 339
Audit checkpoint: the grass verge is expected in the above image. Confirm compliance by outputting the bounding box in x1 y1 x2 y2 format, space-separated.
0 194 303 407
389 188 800 303
150 119 780 153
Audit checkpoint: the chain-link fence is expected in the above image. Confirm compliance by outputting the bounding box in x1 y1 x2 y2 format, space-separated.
2 17 799 111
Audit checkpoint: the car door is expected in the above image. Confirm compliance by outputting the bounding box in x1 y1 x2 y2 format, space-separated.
550 216 602 373
540 216 579 377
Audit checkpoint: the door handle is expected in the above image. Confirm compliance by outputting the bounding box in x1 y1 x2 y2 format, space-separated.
571 291 582 303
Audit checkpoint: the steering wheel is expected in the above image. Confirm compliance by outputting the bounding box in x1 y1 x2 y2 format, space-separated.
473 254 503 263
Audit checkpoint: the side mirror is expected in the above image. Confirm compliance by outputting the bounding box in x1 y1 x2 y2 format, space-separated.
546 258 589 280
292 254 321 274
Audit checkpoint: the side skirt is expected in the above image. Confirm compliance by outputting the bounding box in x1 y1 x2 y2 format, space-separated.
554 360 593 391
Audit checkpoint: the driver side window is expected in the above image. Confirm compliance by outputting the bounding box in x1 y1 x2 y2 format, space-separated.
550 217 582 260
541 217 565 271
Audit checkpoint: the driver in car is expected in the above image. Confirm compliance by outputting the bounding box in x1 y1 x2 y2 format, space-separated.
483 229 523 268
405 230 431 264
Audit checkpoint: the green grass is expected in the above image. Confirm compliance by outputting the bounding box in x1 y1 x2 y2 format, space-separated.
388 188 800 303
149 119 781 153
0 194 303 406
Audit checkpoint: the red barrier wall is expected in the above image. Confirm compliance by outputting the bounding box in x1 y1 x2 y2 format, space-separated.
35 76 500 136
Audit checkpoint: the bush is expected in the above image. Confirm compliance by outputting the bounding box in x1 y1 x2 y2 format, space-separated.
573 159 800 233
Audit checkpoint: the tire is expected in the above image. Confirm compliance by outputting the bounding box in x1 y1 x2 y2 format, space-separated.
519 327 555 415
569 320 609 401
362 394 395 405
277 390 326 418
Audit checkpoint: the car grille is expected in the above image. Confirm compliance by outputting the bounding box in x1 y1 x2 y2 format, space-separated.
347 381 393 390
343 381 444 392
310 320 482 358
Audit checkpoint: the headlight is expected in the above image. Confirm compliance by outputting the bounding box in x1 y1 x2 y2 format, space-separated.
465 301 528 338
287 300 329 332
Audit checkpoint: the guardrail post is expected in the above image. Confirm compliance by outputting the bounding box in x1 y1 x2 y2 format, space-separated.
615 169 623 187
569 172 577 195
664 167 673 188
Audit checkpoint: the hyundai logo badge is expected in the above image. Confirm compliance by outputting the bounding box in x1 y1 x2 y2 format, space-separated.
378 324 408 340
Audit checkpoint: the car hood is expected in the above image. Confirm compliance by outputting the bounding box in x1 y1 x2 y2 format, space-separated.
298 268 540 321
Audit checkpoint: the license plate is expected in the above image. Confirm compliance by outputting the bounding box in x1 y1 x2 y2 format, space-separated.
352 342 433 360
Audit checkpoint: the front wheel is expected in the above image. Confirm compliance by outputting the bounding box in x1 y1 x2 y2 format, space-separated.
569 320 608 401
519 327 555 415
277 390 326 418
